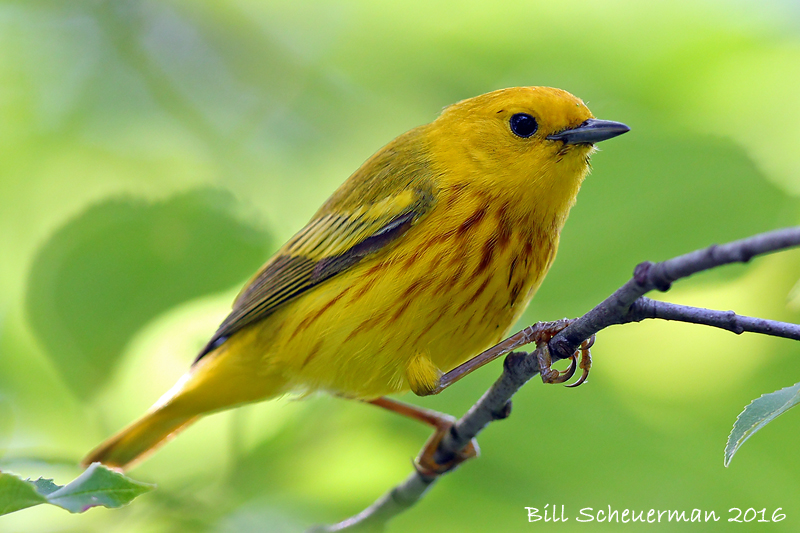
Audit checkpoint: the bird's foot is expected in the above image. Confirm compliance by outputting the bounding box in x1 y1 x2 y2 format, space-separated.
367 397 479 476
414 415 479 477
536 325 594 388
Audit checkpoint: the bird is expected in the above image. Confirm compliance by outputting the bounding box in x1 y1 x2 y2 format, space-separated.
82 86 629 474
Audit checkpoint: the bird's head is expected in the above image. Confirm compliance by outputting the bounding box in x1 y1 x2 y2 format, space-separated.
427 86 629 218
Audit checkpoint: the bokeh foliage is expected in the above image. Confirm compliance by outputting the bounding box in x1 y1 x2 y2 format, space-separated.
25 189 271 398
1 0 799 531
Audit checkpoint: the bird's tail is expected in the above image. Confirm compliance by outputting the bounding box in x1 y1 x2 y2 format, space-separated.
82 334 287 471
81 405 198 471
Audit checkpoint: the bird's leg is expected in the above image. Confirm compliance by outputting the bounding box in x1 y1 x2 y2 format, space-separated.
368 323 594 475
423 319 594 394
367 397 479 476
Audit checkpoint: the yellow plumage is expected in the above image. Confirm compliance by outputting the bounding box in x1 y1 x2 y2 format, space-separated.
82 87 627 470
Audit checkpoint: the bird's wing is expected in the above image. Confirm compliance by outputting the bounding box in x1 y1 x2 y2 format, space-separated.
195 186 434 361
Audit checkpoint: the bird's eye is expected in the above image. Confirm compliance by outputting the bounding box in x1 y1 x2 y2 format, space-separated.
509 113 538 138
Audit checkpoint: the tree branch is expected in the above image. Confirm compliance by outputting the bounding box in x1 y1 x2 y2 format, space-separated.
629 298 800 340
309 472 436 533
312 226 800 532
550 226 800 360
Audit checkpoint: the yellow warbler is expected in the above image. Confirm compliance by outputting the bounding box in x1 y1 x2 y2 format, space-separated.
82 87 628 471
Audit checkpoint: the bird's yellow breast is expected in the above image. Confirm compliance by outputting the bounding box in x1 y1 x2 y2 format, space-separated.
229 184 559 399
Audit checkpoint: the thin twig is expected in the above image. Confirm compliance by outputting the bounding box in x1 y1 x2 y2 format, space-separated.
629 298 800 340
313 226 800 532
550 227 800 359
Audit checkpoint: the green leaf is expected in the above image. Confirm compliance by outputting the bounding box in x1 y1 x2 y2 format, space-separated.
25 188 273 399
0 472 48 515
30 477 62 496
725 382 800 466
46 463 154 513
0 464 154 515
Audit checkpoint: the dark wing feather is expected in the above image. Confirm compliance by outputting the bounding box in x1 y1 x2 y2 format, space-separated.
195 192 433 362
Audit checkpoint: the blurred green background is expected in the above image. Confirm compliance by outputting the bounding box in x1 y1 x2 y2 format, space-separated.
1 0 800 531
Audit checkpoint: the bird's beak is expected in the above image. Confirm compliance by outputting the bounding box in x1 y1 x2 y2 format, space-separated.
546 119 630 145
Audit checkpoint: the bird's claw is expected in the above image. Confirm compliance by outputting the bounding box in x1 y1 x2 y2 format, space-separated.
565 336 594 388
414 419 480 477
538 351 576 384
537 333 595 388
